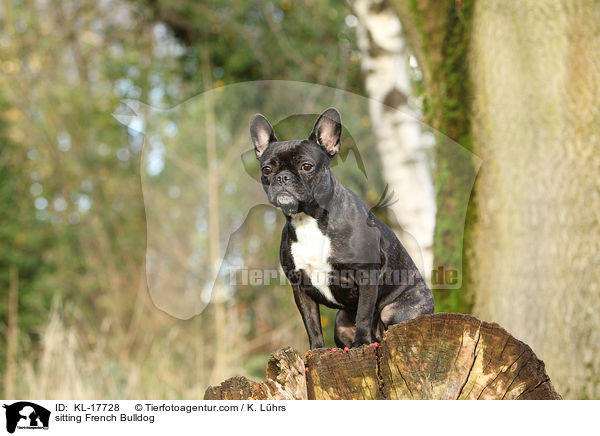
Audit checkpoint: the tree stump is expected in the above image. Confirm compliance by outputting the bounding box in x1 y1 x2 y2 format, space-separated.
204 313 561 400
204 347 308 400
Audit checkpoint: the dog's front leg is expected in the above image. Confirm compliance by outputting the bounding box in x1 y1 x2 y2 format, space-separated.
351 279 377 348
292 284 324 349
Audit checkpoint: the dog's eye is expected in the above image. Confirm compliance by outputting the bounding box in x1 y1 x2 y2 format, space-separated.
262 166 272 176
301 162 314 171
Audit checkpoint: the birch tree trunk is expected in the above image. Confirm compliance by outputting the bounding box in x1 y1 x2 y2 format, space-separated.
353 0 436 282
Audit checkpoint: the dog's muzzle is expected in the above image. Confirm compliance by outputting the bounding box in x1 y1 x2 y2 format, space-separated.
275 192 299 215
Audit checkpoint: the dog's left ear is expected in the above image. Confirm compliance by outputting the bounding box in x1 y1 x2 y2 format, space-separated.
309 107 341 156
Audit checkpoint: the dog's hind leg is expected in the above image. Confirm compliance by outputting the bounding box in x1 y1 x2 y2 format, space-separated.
334 309 356 348
380 285 434 328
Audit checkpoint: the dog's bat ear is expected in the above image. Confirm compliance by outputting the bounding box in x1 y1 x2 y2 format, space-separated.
250 114 277 159
309 107 342 157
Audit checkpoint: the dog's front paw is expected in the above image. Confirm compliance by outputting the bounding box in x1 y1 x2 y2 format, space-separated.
350 339 371 349
350 329 373 348
309 341 325 350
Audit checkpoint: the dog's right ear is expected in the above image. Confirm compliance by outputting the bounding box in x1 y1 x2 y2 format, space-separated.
250 114 277 159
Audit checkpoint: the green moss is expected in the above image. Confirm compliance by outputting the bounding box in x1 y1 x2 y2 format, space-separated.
408 0 427 47
419 1 476 314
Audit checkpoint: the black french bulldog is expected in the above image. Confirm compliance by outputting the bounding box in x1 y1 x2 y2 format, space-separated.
250 108 434 349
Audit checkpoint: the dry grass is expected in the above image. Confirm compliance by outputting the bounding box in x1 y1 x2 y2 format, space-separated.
8 290 306 399
16 306 201 398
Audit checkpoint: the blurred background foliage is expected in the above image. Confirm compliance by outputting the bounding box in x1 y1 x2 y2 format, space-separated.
0 0 384 398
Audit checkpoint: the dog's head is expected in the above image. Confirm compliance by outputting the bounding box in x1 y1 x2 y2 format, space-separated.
250 108 342 215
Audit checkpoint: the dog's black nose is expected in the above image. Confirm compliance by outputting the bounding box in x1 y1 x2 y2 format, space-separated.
276 173 291 185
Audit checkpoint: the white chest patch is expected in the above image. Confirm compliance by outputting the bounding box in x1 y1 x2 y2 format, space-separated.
290 213 338 305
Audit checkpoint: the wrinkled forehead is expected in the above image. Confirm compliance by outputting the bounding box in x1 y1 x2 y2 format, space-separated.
260 139 327 163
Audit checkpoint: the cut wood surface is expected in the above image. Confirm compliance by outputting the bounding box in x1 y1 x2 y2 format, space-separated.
204 313 561 400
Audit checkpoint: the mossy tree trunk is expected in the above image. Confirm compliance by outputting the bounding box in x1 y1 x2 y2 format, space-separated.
387 0 476 313
385 0 600 398
467 1 600 399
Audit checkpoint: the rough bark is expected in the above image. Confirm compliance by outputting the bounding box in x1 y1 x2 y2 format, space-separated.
353 0 436 282
468 0 600 400
385 0 600 398
204 313 561 400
